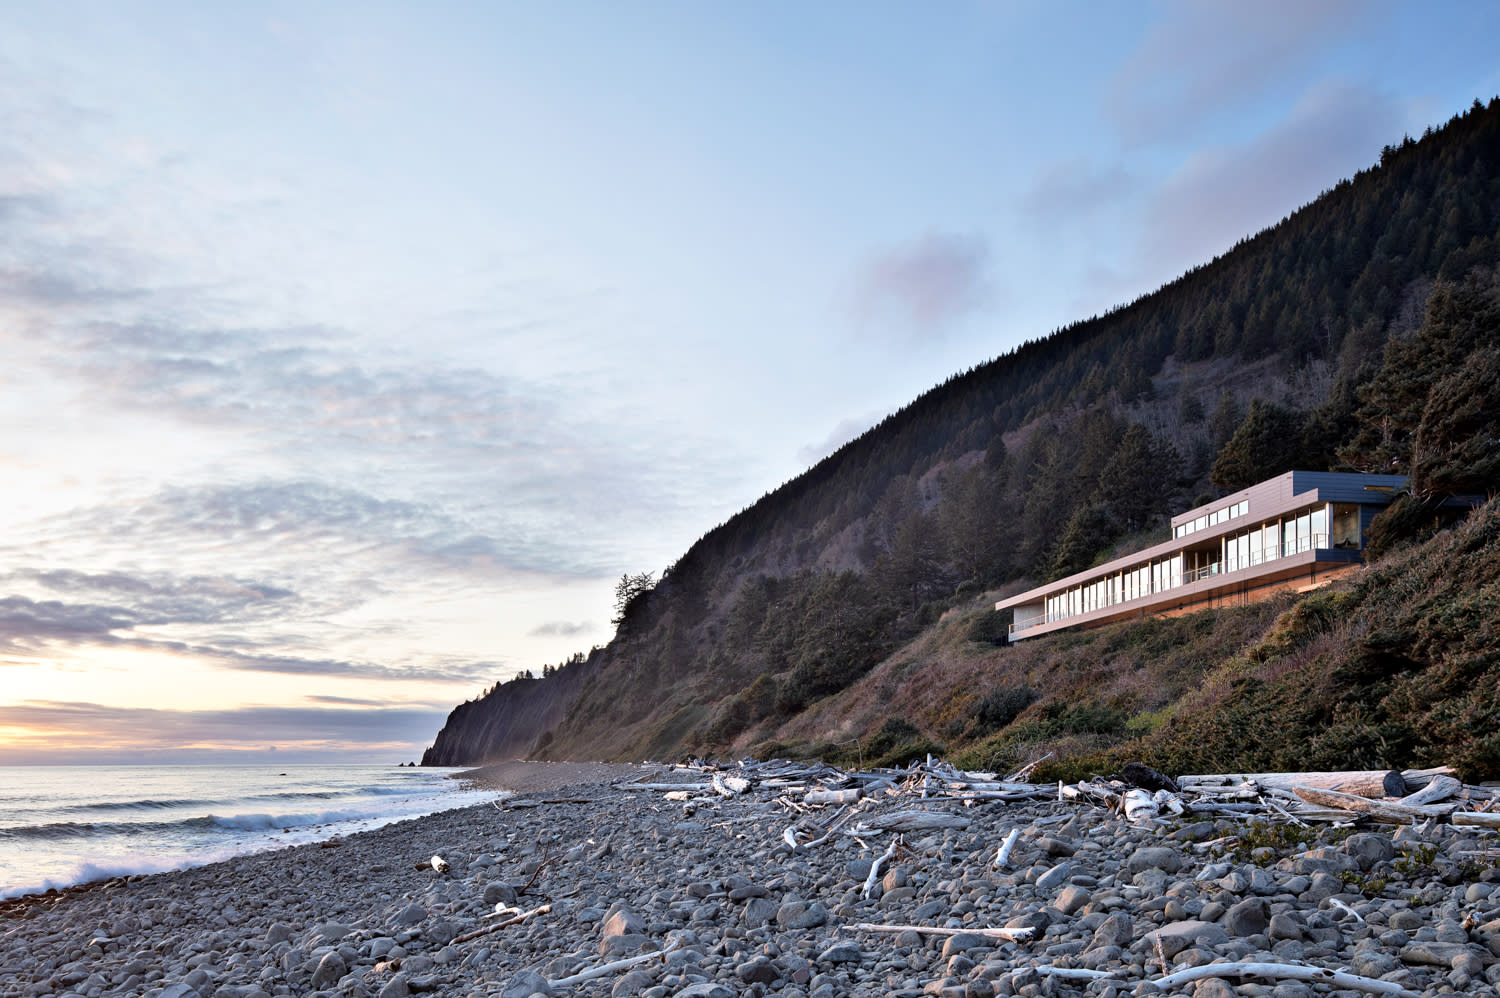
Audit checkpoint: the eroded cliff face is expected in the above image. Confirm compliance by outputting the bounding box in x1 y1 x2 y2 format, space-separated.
420 660 594 765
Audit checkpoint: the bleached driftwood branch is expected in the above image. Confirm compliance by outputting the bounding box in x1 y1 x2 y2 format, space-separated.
993 828 1021 868
863 837 900 900
850 923 1036 943
1148 961 1419 997
547 939 682 988
453 903 551 944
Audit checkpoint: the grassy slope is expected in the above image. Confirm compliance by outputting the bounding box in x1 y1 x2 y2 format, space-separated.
739 498 1500 783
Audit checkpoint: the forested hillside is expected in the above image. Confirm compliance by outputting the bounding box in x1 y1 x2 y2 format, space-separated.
424 97 1500 772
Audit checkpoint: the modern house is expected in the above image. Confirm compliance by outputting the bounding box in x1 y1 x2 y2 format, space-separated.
996 471 1411 642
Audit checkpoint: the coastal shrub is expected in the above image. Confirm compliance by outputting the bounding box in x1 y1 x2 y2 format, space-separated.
967 610 1009 646
974 685 1039 732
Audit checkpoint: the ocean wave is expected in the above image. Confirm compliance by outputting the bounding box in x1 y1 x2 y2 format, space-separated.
0 818 212 841
207 807 395 830
0 851 238 900
54 798 216 814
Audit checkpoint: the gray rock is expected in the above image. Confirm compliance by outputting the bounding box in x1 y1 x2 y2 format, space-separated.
775 901 829 929
393 903 427 927
1036 835 1076 856
1349 949 1400 977
914 900 946 921
939 933 991 959
603 907 647 938
309 921 356 945
153 986 198 998
1191 979 1237 998
735 959 780 984
1222 897 1270 937
1140 920 1229 959
423 920 458 946
613 970 658 996
265 923 293 945
1400 940 1486 970
1268 912 1305 941
1342 832 1396 870
484 883 519 906
1124 846 1181 875
1054 884 1090 916
310 952 346 990
817 941 862 964
673 985 734 998
599 933 651 956
1086 913 1133 951
500 970 553 998
377 974 411 998
1035 862 1072 890
742 897 778 928
1269 984 1313 998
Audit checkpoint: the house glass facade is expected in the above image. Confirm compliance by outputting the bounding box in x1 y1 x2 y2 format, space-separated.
1034 501 1340 629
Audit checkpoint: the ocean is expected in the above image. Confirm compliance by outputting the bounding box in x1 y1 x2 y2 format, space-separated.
0 764 500 899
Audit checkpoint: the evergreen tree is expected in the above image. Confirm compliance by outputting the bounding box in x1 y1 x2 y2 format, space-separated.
1097 424 1182 532
1208 391 1243 450
1049 503 1117 580
1211 400 1308 490
1343 272 1500 497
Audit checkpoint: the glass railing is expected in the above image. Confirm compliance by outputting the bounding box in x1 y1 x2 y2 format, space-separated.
1222 532 1328 573
1009 532 1335 633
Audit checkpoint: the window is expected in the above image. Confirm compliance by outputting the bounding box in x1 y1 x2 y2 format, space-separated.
1332 504 1360 549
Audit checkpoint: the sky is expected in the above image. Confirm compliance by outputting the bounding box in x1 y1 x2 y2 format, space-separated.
1 2 1497 765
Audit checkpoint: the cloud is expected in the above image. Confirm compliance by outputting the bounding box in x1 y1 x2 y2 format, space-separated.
1107 0 1377 144
527 620 595 639
1140 81 1410 271
22 569 296 623
0 589 497 684
851 232 994 341
1021 160 1139 226
0 595 134 652
0 699 450 762
796 414 882 469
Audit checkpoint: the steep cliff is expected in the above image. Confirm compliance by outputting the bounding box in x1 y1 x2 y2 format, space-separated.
421 657 596 765
421 98 1500 770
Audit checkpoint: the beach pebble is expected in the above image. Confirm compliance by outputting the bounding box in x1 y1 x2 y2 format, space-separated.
9 768 1500 998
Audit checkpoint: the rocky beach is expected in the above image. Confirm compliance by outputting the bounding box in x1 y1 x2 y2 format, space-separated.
2 760 1498 998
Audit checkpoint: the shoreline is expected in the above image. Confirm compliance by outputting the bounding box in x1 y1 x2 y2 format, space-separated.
454 759 651 794
4 761 1497 998
0 764 498 905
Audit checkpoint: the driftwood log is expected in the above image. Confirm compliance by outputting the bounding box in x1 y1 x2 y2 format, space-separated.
862 811 972 832
1180 770 1407 798
1291 786 1459 822
1397 775 1463 807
